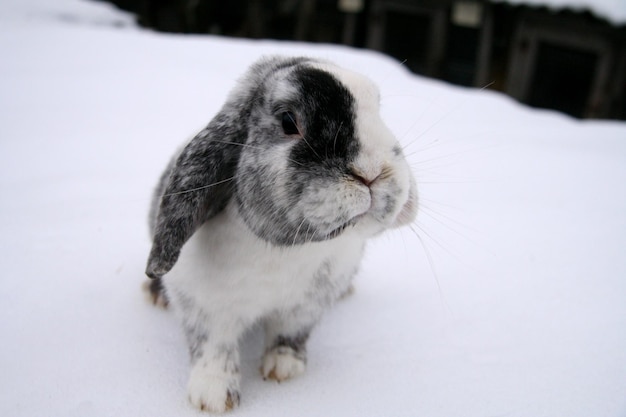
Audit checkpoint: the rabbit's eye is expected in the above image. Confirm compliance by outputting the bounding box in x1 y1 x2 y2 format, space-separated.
281 111 300 136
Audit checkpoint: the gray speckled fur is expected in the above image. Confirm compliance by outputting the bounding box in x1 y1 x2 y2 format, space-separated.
146 57 315 279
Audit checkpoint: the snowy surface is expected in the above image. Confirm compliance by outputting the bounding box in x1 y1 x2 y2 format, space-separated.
494 0 626 24
1 1 626 416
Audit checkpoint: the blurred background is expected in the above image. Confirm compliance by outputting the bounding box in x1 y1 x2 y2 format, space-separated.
98 0 626 120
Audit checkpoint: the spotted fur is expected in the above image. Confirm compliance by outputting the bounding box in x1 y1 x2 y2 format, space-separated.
144 56 418 412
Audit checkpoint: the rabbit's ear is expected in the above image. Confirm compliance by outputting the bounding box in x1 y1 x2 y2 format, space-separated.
146 115 245 279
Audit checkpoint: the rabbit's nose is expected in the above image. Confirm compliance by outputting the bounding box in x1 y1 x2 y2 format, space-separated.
351 169 381 188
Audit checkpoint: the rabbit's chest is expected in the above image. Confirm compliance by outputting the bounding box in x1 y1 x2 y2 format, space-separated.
167 206 365 319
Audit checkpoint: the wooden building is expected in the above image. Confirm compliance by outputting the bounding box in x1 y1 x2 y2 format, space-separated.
102 0 626 119
365 0 626 119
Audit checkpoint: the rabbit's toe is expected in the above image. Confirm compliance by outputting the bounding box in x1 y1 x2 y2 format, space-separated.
261 347 306 382
187 363 240 413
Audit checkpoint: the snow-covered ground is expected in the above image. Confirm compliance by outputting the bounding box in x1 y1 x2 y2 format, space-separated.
1 1 625 416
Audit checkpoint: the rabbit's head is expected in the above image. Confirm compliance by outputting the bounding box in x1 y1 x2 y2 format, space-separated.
147 57 417 279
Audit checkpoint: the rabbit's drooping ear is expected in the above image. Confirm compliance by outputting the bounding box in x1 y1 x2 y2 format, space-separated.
146 113 245 279
146 56 318 279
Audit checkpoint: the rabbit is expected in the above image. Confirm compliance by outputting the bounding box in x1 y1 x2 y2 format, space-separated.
143 56 418 413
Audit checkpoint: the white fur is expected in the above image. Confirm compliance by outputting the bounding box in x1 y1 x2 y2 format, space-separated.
262 348 307 381
322 63 417 229
164 201 366 411
187 356 239 413
166 202 364 328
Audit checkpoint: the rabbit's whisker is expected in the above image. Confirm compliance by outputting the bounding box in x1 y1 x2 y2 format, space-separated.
286 112 322 161
305 222 315 245
209 139 306 167
292 218 308 248
332 121 343 158
161 177 235 197
408 224 451 314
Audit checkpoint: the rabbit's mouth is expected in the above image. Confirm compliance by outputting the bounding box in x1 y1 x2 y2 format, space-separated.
326 221 351 240
325 214 365 240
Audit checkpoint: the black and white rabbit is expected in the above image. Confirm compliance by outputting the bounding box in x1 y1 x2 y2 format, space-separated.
144 56 418 412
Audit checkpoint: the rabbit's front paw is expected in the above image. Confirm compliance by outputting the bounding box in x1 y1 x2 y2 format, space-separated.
187 362 240 413
261 346 306 382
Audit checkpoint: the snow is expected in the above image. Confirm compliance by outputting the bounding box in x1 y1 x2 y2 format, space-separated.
494 0 626 24
1 1 626 416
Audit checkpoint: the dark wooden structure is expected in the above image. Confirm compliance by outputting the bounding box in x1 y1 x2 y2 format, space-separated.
365 0 626 119
99 0 626 120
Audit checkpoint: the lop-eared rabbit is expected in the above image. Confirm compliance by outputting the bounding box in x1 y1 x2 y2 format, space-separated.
144 56 418 412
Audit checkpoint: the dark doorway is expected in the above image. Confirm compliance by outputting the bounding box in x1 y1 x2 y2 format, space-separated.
528 42 598 118
443 24 479 86
383 11 432 75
